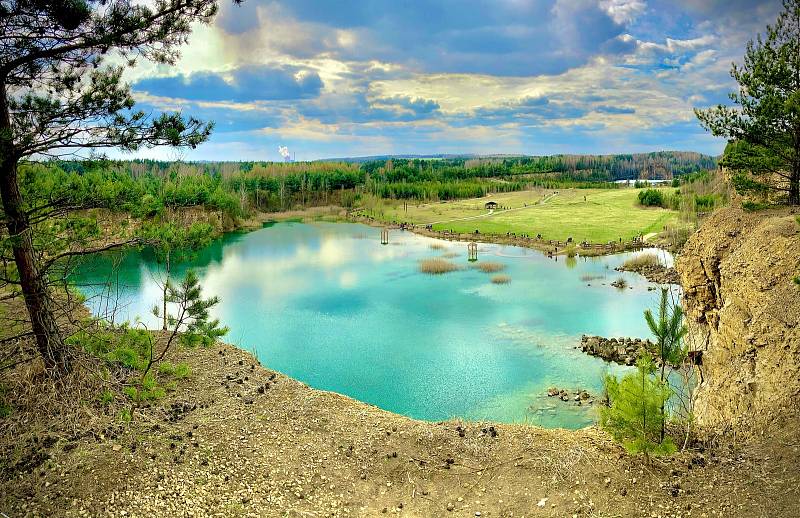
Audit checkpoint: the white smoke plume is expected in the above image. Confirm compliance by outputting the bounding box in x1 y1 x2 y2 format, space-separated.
278 145 291 160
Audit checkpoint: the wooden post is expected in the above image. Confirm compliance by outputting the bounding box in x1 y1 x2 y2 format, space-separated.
381 228 389 245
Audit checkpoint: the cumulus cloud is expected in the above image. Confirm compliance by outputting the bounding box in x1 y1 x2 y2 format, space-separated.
223 0 635 77
133 65 324 102
113 0 785 160
600 0 647 24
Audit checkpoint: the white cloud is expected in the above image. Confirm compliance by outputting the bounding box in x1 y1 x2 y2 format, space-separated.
599 0 647 24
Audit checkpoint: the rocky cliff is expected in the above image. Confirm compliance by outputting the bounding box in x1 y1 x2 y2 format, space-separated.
677 207 800 435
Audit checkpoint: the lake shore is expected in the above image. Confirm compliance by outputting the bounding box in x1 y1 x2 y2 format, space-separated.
2 339 796 517
346 211 660 258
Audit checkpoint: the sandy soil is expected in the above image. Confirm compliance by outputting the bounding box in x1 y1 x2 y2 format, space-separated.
2 341 798 518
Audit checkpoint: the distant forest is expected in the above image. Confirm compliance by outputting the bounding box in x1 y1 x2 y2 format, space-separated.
35 151 717 214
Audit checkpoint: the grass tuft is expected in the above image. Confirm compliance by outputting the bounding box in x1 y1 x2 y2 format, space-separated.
623 253 661 270
429 242 447 250
476 261 506 273
419 258 460 274
491 274 511 284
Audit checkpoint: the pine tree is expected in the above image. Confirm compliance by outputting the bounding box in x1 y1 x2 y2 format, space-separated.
600 355 676 457
695 0 800 205
142 220 215 330
644 288 688 442
0 0 238 374
140 270 227 379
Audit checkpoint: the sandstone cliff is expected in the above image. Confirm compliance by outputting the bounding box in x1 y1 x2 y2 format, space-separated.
678 207 800 435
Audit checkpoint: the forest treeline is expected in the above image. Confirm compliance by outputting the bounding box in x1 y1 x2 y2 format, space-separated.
33 151 716 216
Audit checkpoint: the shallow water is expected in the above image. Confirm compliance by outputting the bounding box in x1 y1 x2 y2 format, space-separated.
75 222 678 429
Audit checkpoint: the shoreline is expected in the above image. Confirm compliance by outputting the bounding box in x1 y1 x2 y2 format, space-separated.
3 209 798 516
2 340 795 517
217 202 675 261
344 210 668 258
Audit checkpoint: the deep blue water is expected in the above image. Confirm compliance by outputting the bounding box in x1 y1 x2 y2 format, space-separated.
75 222 677 429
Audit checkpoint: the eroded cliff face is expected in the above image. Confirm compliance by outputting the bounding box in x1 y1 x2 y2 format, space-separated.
678 208 800 435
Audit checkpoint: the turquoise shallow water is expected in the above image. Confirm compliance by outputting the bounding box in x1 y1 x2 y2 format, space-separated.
75 222 678 429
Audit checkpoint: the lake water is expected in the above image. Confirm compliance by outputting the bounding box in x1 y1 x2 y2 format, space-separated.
75 222 678 429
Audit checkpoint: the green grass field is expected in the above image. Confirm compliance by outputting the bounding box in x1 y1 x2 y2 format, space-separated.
366 188 678 243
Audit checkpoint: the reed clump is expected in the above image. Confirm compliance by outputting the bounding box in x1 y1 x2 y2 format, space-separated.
622 253 661 270
491 274 511 284
419 258 460 274
476 261 506 273
441 251 459 258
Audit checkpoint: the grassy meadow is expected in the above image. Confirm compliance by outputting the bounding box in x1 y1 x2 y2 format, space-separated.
364 187 679 243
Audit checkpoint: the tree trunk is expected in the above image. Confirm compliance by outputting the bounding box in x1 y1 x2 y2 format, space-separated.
0 161 69 375
162 250 170 331
0 80 69 374
790 164 800 205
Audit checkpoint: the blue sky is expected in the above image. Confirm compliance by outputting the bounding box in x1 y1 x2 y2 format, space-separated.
123 0 781 161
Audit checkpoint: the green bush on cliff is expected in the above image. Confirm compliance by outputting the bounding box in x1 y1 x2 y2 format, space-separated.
600 355 676 457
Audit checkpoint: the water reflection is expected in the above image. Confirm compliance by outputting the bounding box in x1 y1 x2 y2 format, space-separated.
74 222 679 429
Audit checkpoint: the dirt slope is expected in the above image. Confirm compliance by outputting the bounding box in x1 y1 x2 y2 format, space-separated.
2 342 799 517
677 207 800 436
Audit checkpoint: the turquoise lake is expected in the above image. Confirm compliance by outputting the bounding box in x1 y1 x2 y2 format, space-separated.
75 221 678 429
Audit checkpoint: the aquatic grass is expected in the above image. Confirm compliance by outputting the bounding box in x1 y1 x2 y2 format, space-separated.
476 261 506 273
565 244 577 258
429 242 447 250
580 274 605 282
491 274 511 284
623 253 662 270
419 258 460 274
441 251 459 258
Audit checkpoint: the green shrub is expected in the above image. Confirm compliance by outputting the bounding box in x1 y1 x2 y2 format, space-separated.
694 194 716 210
109 346 145 370
159 361 190 378
99 390 114 405
638 189 664 207
69 327 152 371
742 200 771 211
600 356 676 456
123 375 167 402
174 363 191 379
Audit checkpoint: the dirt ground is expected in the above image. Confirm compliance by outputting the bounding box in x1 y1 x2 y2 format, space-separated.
2 341 799 518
